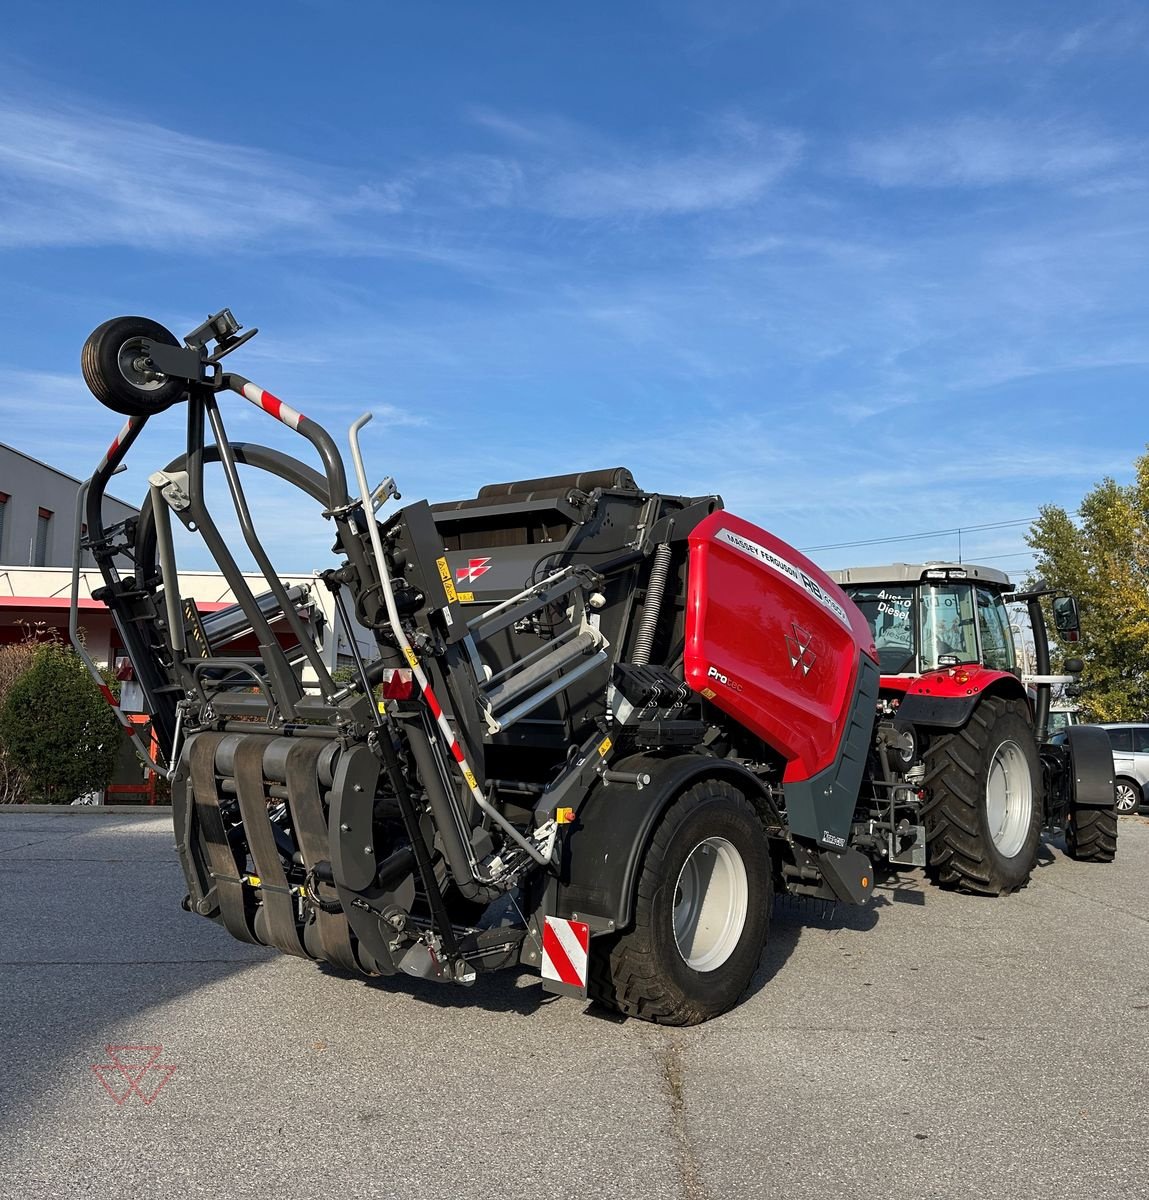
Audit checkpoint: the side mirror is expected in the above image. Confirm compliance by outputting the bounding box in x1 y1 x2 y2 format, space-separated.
1053 595 1080 642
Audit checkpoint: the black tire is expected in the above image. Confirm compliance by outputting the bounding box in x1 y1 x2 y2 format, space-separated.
81 316 185 416
1114 777 1141 816
921 695 1042 895
1065 805 1118 862
588 779 772 1026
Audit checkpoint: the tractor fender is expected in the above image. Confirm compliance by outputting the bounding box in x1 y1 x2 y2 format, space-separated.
1062 723 1117 809
553 752 770 933
897 669 1028 730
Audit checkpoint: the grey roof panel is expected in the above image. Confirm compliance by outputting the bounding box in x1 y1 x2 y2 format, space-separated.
826 561 1013 588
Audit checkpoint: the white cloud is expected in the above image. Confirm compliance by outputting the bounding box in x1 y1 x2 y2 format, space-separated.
848 116 1134 189
0 92 801 264
969 12 1149 67
537 150 796 218
0 99 350 249
470 105 803 218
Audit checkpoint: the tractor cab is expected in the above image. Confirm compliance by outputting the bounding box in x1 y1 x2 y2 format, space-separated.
829 562 1017 678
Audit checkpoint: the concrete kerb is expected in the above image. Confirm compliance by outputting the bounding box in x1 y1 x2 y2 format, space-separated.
0 804 172 816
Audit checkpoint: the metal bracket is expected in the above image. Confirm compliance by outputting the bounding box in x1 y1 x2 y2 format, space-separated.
532 818 559 863
148 470 192 512
142 340 217 385
183 308 259 363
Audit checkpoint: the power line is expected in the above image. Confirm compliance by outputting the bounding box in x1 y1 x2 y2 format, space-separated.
801 517 1035 554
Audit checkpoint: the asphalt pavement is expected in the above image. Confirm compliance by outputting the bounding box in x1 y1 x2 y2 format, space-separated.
1 805 1146 1200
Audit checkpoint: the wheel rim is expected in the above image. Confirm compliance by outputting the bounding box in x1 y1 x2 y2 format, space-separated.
1115 783 1139 813
116 337 167 392
672 836 748 972
985 739 1034 858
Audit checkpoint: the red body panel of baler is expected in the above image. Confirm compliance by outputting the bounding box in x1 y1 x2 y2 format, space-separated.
684 511 877 784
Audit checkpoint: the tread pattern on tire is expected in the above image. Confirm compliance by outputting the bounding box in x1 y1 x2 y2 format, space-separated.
920 694 1040 896
81 316 184 417
587 779 770 1026
1065 805 1118 862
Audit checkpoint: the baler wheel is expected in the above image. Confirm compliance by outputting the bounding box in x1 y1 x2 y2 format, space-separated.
81 316 186 416
921 694 1042 895
588 779 771 1026
1065 805 1118 862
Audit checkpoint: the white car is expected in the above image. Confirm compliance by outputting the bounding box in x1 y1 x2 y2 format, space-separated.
1097 724 1149 815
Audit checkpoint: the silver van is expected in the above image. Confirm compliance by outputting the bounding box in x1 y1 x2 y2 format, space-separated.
1095 724 1149 815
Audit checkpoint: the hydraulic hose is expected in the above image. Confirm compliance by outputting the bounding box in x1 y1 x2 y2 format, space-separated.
402 721 501 903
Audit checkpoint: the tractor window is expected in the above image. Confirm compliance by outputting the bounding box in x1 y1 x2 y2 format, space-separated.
843 585 916 673
975 587 1016 672
919 583 977 668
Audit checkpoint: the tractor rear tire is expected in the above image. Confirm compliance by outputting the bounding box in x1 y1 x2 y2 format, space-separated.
1065 806 1118 862
81 316 186 417
588 779 771 1026
922 695 1042 895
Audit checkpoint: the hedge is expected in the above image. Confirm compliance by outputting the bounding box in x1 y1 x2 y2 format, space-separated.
0 641 120 804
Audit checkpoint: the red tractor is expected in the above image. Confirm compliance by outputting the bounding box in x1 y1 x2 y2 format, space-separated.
829 562 1117 893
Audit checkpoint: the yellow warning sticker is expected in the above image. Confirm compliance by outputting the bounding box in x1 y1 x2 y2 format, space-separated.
456 591 474 603
701 687 717 700
404 646 419 669
597 736 612 758
435 556 458 604
462 767 478 790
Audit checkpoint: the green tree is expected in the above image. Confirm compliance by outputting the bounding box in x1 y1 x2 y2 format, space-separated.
1027 448 1149 721
0 642 121 803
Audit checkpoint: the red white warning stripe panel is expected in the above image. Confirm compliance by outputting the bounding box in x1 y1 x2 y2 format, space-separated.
541 917 590 993
238 381 305 431
98 415 143 473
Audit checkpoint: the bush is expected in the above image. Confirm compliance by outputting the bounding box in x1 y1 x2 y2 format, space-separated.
0 642 121 803
0 640 38 804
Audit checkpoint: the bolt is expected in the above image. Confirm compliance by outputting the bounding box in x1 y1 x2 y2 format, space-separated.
340 823 351 832
363 845 373 855
353 784 363 793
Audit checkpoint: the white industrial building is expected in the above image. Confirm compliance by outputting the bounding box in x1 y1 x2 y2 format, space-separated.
0 441 373 668
0 442 138 570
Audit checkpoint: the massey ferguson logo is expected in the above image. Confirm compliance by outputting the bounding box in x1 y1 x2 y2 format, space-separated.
456 557 492 583
786 622 817 676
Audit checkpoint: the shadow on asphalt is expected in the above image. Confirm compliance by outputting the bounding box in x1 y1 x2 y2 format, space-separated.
0 957 266 1134
0 809 270 1135
346 961 556 1018
329 885 893 1024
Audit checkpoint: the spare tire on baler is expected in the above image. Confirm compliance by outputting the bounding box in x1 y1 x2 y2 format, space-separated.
81 316 186 417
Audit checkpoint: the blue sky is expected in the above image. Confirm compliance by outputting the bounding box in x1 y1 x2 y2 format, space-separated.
1 1 1147 577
